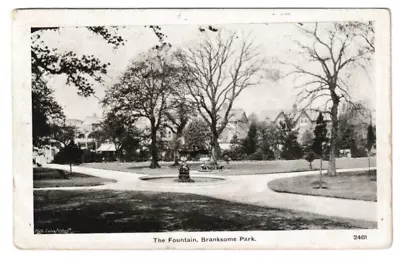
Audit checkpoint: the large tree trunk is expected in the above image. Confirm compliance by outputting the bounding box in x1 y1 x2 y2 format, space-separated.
210 133 221 166
149 126 160 169
328 100 339 176
171 135 181 166
328 141 337 175
368 151 371 175
173 150 180 166
319 157 323 189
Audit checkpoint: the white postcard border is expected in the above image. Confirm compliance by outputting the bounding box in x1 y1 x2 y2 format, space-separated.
12 8 392 249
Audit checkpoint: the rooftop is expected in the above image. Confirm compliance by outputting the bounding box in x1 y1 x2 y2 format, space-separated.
259 105 332 123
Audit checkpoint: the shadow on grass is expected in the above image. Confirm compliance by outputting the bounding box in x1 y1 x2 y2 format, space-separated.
33 168 116 188
34 189 377 234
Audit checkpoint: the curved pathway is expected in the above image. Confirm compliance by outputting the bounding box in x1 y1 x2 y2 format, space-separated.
38 164 377 222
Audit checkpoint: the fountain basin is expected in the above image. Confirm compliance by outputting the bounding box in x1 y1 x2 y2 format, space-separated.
138 174 230 187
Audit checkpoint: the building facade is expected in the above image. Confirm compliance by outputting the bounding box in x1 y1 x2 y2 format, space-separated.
65 113 102 151
217 106 250 150
261 104 332 144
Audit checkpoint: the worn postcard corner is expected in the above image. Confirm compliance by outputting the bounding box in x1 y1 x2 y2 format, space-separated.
12 8 392 250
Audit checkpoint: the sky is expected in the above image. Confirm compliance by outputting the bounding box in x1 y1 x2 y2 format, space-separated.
38 22 375 121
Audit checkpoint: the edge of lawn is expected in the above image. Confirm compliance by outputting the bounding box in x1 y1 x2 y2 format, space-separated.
267 173 377 202
33 167 117 189
82 162 324 176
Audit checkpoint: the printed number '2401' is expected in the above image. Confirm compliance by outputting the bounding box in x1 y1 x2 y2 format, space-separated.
353 235 367 240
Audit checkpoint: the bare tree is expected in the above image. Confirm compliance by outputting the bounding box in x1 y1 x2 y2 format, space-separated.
176 30 266 165
337 21 375 54
285 22 373 175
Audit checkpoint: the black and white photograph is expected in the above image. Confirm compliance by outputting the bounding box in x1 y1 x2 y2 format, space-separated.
12 9 391 249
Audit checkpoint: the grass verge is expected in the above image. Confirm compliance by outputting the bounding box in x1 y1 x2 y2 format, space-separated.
268 170 377 202
83 157 376 176
34 167 115 188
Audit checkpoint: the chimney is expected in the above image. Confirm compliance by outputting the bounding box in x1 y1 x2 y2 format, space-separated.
292 104 297 113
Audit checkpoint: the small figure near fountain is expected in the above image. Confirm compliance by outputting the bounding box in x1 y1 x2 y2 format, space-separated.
139 155 228 185
178 157 194 183
198 157 225 172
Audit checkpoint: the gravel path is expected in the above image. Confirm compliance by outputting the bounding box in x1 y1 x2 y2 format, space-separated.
38 164 377 222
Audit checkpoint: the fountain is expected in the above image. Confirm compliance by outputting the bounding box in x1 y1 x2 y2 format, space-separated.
177 162 194 182
138 161 230 187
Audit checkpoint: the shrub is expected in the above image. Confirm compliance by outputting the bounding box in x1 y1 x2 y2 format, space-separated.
80 150 104 163
52 143 83 165
223 154 231 163
304 150 316 169
262 150 275 160
248 149 264 160
351 145 368 158
222 146 247 161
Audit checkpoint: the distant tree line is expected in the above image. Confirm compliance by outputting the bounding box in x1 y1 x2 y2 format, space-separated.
32 22 375 173
221 108 375 163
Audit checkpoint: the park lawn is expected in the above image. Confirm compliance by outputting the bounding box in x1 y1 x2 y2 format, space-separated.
83 157 376 176
34 189 376 234
34 167 116 188
268 170 377 202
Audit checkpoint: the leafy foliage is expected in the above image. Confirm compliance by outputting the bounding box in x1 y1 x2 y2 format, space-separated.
32 78 65 148
367 124 376 152
163 88 196 164
257 121 279 160
304 150 316 169
50 124 78 148
311 113 329 157
31 26 124 97
164 91 195 136
222 146 248 161
146 25 172 50
53 140 83 165
221 134 247 161
366 123 376 174
103 48 181 168
91 112 142 161
302 128 317 168
278 114 303 160
223 120 279 161
242 121 258 155
182 118 211 154
300 129 314 148
336 104 371 157
247 149 264 161
230 134 240 146
31 26 126 150
86 26 125 48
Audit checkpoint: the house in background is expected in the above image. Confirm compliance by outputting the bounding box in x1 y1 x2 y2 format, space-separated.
33 144 59 165
218 105 249 150
33 117 97 166
175 104 250 153
260 104 332 144
65 118 83 129
65 113 102 151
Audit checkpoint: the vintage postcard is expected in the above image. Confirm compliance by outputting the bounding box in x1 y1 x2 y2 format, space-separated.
12 9 392 249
